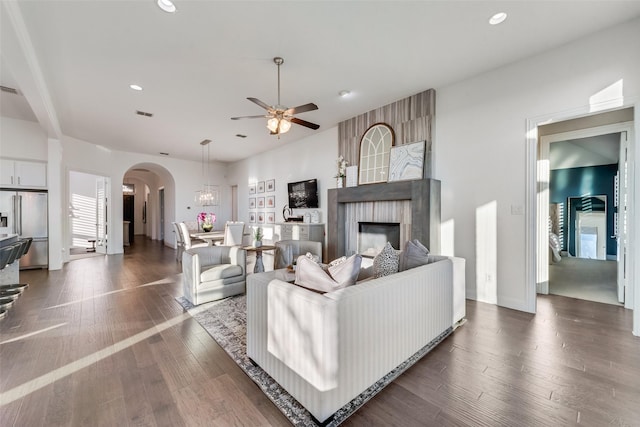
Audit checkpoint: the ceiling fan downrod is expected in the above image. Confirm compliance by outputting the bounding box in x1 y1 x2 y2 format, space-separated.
274 57 284 107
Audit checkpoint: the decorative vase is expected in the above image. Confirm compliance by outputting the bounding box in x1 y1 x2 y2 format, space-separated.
202 224 213 232
253 240 262 248
336 177 344 188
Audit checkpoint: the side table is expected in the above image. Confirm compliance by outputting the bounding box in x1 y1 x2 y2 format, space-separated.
242 245 276 273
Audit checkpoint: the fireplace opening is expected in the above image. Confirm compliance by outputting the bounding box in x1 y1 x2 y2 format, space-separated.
358 222 400 258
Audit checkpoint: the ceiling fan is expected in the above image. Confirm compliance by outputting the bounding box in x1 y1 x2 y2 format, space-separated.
231 57 320 136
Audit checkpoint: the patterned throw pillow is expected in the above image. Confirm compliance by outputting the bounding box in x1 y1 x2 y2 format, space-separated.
373 242 399 278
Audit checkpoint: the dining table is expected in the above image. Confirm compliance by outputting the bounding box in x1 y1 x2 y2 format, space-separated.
190 231 225 246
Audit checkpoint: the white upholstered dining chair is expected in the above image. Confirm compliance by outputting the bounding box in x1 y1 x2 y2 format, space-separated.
179 222 209 250
216 221 245 246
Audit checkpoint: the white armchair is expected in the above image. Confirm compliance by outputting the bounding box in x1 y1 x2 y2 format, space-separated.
182 246 247 305
274 240 323 269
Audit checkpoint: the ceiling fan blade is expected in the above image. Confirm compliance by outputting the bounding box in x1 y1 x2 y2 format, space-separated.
231 115 268 120
290 117 320 130
286 103 318 115
247 97 272 111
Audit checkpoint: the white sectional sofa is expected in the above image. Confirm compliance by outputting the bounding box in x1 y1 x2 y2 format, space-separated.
246 255 465 423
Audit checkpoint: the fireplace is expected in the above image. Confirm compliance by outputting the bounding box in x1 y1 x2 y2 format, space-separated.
358 222 400 258
327 179 441 260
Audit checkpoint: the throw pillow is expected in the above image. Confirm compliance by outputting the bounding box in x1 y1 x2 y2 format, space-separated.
295 256 341 293
373 242 399 278
400 239 430 271
328 254 362 287
295 254 363 293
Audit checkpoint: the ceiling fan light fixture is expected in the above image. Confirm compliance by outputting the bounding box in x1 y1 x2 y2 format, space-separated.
267 117 279 133
279 118 292 133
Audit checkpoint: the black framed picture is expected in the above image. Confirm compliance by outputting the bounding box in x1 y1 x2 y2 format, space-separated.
249 184 256 195
257 181 265 193
257 197 265 208
249 198 256 209
249 212 256 223
258 212 265 224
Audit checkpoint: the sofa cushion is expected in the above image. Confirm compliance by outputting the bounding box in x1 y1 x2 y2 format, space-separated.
400 239 431 271
373 242 399 278
295 254 362 293
327 254 362 287
200 264 243 282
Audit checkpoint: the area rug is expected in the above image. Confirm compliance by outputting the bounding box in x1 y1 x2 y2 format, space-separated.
176 295 452 426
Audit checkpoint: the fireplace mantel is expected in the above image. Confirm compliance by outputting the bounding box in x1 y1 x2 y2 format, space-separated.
327 179 441 260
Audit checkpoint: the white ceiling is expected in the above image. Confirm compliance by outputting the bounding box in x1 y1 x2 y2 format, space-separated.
2 1 640 163
550 133 620 170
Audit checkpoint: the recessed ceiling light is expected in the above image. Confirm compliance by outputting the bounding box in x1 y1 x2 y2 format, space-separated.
157 0 176 13
338 90 351 97
129 84 143 91
489 12 507 25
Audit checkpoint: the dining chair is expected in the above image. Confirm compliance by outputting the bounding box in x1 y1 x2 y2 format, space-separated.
179 222 208 250
216 221 245 246
172 222 185 261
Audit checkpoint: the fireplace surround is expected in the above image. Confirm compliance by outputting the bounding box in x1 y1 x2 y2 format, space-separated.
327 178 440 260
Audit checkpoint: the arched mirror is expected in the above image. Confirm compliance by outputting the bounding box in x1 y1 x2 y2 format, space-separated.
359 123 394 184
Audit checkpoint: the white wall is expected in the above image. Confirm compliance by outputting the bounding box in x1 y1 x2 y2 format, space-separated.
436 18 640 311
0 116 47 160
227 127 338 244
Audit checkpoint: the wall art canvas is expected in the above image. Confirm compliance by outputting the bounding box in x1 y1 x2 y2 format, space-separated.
387 140 425 182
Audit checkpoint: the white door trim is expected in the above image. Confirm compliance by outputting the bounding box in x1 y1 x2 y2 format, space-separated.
526 103 639 337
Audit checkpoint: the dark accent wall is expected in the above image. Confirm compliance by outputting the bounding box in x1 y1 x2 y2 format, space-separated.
550 164 618 257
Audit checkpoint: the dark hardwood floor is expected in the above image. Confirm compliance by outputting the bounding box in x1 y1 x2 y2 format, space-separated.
1 237 639 426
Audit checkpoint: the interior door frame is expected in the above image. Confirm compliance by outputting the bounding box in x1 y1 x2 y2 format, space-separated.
527 105 638 336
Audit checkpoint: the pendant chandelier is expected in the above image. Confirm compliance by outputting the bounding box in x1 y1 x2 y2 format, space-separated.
195 139 219 206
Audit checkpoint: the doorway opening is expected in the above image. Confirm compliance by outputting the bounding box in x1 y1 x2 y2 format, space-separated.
532 108 634 313
68 170 109 261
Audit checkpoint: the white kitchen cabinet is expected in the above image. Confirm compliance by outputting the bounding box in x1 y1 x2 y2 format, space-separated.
0 158 47 188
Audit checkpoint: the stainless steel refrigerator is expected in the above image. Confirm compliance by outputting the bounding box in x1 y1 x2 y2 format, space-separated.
0 190 48 269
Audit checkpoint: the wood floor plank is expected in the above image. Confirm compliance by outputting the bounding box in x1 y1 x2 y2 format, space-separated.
2 236 639 426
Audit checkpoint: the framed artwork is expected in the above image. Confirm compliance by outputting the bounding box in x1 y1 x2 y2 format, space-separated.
257 197 265 208
249 184 256 195
387 140 425 182
257 212 265 224
266 179 275 192
359 123 394 185
266 195 275 208
266 212 275 224
249 212 256 223
257 181 265 193
249 198 256 209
